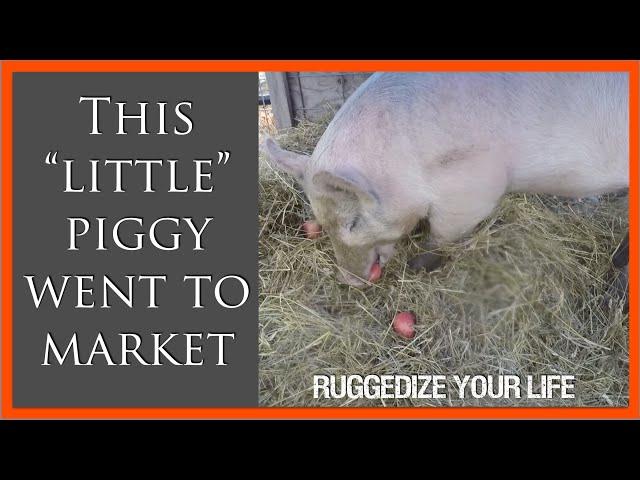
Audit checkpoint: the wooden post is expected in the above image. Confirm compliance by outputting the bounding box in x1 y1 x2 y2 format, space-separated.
265 72 294 130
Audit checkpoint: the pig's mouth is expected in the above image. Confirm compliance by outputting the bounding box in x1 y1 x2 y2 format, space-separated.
339 248 388 287
367 254 383 282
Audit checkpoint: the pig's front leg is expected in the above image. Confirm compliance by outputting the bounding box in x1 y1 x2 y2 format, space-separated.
407 201 502 272
406 218 446 272
407 151 508 273
406 210 486 273
407 246 447 272
406 220 461 272
406 214 464 273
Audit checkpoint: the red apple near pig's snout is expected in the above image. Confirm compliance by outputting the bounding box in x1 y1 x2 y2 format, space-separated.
393 311 416 339
302 220 322 239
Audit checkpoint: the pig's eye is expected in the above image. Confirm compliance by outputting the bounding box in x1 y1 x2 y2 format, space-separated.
347 216 360 232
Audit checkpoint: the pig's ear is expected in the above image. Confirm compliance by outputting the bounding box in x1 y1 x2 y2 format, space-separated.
312 170 379 205
260 135 308 182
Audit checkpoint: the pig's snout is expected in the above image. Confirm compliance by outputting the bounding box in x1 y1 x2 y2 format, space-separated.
339 270 367 287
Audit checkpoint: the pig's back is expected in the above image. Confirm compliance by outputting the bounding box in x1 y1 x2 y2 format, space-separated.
311 73 628 197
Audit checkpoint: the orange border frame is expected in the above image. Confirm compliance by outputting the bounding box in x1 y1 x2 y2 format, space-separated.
1 60 638 419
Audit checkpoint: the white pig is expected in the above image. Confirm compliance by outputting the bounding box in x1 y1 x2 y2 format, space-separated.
263 73 629 286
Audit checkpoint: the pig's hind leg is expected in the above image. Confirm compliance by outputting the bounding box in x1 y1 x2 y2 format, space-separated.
602 231 629 312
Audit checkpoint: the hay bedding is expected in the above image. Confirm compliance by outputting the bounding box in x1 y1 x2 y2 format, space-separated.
258 118 629 407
